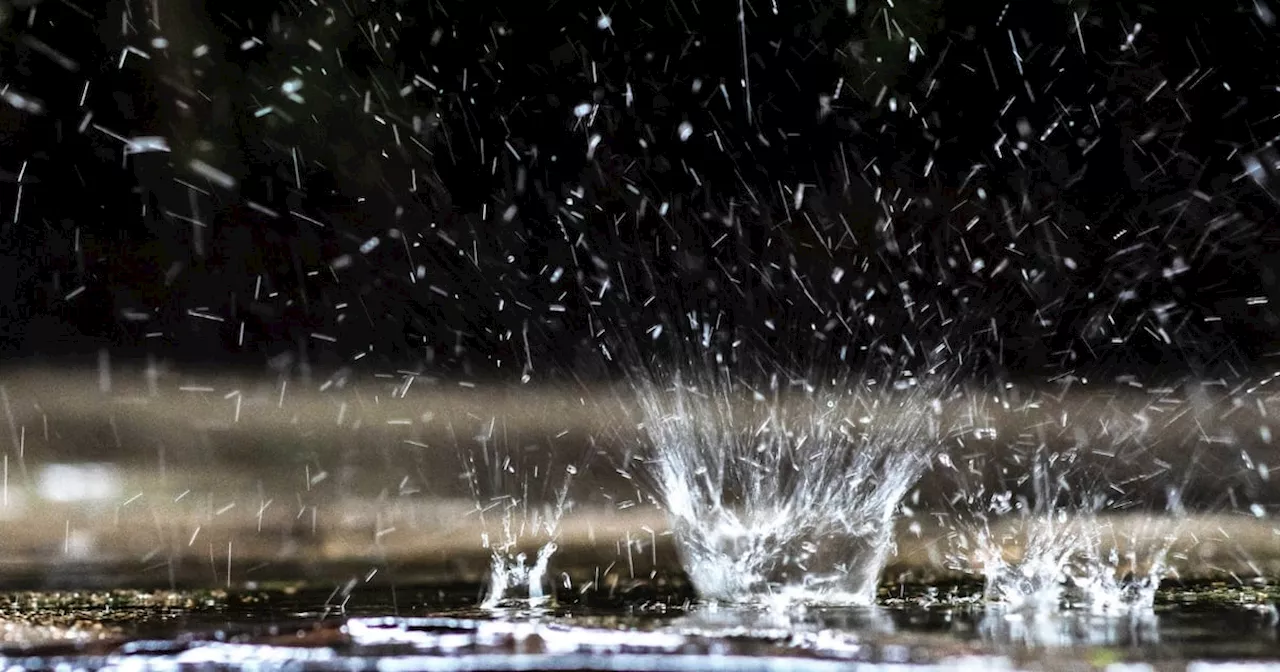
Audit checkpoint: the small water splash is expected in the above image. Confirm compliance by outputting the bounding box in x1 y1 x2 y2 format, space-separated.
957 458 1184 616
938 383 1199 618
975 511 1080 613
634 367 945 606
1069 509 1181 616
477 488 572 609
483 541 559 609
972 510 1178 616
457 420 577 609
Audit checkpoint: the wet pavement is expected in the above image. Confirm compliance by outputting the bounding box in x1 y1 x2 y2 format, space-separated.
0 581 1278 670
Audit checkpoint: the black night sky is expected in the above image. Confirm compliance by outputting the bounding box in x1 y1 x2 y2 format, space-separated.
1 0 1279 385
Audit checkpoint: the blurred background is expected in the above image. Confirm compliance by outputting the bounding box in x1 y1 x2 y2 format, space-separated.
1 0 1278 380
0 0 1279 589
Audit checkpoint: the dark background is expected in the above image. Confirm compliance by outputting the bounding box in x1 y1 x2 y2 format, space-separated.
1 0 1278 385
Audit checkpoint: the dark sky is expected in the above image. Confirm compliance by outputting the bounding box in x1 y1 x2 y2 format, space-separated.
1 0 1278 384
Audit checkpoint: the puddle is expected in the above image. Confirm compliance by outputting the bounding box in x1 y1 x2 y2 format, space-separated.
0 582 1273 670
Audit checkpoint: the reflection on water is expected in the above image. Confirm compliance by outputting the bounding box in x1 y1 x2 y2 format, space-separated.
670 602 896 641
0 586 1276 670
977 606 1159 648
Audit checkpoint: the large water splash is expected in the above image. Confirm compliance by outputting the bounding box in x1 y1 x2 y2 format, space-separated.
633 367 945 606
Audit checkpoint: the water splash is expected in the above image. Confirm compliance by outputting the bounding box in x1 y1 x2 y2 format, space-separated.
633 367 945 606
484 541 559 608
456 420 576 609
973 508 1180 616
972 503 1174 646
944 387 1194 617
975 508 1080 613
1069 508 1181 616
956 454 1184 616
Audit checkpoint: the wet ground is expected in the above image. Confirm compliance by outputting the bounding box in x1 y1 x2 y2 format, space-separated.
2 578 1280 670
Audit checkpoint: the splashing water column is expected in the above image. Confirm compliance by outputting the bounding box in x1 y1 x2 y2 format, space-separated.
640 373 939 606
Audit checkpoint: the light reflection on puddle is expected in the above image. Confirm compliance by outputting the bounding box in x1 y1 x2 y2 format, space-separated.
0 601 1275 671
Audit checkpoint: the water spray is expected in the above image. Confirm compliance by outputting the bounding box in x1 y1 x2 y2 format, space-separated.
456 420 577 609
632 366 947 606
